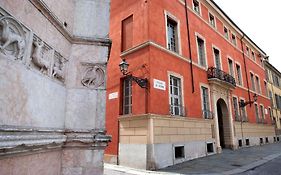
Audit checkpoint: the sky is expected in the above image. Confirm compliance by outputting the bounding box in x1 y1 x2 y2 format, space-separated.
213 0 281 72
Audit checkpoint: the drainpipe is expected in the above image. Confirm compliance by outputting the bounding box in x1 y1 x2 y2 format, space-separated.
184 0 195 93
240 34 251 105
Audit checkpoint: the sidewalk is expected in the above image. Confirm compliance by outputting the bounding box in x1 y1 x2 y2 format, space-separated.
104 142 281 175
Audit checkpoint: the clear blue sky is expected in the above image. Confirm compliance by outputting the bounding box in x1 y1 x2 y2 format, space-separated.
213 0 281 72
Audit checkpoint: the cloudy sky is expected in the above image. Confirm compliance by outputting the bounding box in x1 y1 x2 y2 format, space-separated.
213 0 281 72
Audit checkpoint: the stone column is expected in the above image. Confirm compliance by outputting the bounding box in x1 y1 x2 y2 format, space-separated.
210 88 222 153
62 0 111 175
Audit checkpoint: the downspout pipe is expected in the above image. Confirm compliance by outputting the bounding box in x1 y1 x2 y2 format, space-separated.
240 34 251 105
184 0 195 93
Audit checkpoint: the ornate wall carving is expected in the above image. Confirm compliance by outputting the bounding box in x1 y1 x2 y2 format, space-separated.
81 63 106 89
0 16 27 60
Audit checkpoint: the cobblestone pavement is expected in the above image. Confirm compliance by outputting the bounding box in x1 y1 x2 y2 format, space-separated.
104 142 281 175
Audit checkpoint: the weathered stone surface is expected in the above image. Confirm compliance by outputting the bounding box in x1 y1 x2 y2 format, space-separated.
0 0 111 174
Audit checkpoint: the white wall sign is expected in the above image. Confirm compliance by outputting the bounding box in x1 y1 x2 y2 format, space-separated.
153 79 166 91
109 92 118 100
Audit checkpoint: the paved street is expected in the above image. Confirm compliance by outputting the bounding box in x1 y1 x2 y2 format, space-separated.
105 142 281 175
237 156 281 175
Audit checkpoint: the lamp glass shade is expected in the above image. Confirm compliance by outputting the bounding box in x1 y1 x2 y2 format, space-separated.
119 59 129 75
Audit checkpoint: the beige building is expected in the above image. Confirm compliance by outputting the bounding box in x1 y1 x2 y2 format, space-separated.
0 0 111 175
265 59 281 137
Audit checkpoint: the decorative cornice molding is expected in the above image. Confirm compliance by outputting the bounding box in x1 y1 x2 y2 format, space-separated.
0 126 111 156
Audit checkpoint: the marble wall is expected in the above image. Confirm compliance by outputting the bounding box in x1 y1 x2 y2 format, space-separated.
0 0 111 174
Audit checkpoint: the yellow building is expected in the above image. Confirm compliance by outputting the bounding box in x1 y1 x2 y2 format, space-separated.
265 59 281 137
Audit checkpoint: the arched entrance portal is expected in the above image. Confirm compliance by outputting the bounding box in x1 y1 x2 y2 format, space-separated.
217 99 232 149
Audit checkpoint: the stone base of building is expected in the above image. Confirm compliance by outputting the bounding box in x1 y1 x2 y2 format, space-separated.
117 114 276 170
104 154 118 164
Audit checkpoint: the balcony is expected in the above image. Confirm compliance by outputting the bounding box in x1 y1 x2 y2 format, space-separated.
207 67 236 88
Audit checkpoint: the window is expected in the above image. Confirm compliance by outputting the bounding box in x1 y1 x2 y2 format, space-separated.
251 51 256 61
209 13 215 28
260 105 264 121
201 86 211 119
193 0 200 14
224 27 229 39
228 59 234 77
197 36 206 67
245 46 249 56
264 81 268 97
250 73 255 91
238 139 242 147
213 48 221 70
255 76 261 94
269 91 273 106
272 74 280 87
167 17 178 53
265 69 269 81
174 146 185 159
240 99 247 121
170 75 183 116
254 103 259 122
207 143 214 153
236 64 242 86
246 139 250 146
265 137 269 143
123 78 132 115
231 34 237 46
275 94 281 110
121 15 133 52
233 97 239 121
260 138 263 144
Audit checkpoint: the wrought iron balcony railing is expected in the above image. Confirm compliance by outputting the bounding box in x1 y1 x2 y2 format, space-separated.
207 67 236 87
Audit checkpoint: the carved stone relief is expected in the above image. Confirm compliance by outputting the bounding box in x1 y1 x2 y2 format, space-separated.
52 51 67 81
30 36 68 82
31 38 54 76
0 16 27 60
81 63 106 89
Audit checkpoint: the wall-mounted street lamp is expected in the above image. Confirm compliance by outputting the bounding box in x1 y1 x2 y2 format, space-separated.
119 59 148 88
239 94 258 108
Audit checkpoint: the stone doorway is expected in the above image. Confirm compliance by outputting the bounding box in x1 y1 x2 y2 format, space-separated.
217 99 232 149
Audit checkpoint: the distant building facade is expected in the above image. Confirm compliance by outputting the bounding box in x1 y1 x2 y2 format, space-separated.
0 0 111 175
105 0 276 170
265 60 281 137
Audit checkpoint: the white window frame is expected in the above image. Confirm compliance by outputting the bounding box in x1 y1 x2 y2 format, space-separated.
164 10 182 55
255 74 261 94
223 26 229 39
212 45 222 70
231 33 237 46
249 71 255 92
195 32 208 68
200 83 212 119
251 50 256 61
227 56 235 77
232 95 240 121
260 104 265 120
168 71 185 116
235 61 243 86
239 97 247 121
254 102 259 122
208 12 216 29
192 0 201 16
122 77 132 115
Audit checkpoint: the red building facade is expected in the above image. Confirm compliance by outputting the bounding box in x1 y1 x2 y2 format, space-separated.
105 0 275 169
